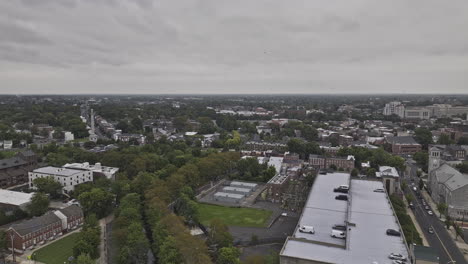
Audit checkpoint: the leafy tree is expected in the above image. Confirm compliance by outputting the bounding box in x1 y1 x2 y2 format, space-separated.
413 152 429 172
0 230 7 262
33 177 63 198
437 203 448 218
350 168 359 177
27 192 49 216
209 218 233 248
366 168 376 177
78 188 114 218
457 136 468 145
437 134 454 145
414 128 433 149
445 215 452 229
419 179 424 190
456 162 468 173
77 254 94 264
158 236 182 264
217 246 240 264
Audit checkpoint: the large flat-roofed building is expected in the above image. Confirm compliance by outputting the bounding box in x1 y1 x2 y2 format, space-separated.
29 166 93 193
279 173 409 264
63 162 119 180
0 189 34 212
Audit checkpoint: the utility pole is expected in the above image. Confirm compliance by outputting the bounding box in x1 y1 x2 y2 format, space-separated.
9 232 15 263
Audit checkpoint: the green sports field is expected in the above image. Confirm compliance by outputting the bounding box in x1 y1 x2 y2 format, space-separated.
197 203 272 227
32 233 80 264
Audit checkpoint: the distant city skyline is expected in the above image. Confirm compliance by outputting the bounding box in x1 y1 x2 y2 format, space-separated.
1 0 467 94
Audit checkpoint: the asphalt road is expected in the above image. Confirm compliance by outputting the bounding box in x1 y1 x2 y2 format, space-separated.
404 164 466 264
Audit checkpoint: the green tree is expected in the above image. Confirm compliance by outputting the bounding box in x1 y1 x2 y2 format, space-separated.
209 218 233 248
350 168 359 177
437 203 448 218
217 246 240 264
78 188 114 218
419 179 424 190
456 162 468 173
414 128 433 149
33 177 62 198
77 254 94 264
457 136 468 145
27 192 49 216
413 152 429 172
158 236 182 264
437 134 454 145
0 230 7 262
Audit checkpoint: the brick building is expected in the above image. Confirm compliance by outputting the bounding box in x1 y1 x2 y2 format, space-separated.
308 155 355 171
385 136 422 155
6 205 83 253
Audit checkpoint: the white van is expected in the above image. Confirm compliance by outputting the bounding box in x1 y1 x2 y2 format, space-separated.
331 229 346 238
299 225 315 234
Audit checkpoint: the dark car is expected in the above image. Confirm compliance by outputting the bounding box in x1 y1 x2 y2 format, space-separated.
335 195 348 201
333 188 348 193
332 224 347 231
386 229 401 236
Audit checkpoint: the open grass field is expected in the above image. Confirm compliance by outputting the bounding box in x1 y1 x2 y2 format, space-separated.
33 233 80 264
197 203 272 227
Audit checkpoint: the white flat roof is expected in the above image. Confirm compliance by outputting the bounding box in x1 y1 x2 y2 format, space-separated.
267 157 284 173
281 175 409 264
230 181 257 188
32 166 85 177
0 189 33 206
222 186 251 193
213 192 244 199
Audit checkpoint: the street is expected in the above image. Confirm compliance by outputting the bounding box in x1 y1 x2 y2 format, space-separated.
404 163 466 264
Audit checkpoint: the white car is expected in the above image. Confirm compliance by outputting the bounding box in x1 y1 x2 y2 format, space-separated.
299 225 315 234
428 210 434 216
393 260 406 264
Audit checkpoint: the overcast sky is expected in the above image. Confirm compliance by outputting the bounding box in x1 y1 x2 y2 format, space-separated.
1 0 467 94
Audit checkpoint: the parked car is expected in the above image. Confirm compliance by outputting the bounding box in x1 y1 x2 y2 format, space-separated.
393 260 406 264
281 212 288 217
331 230 346 239
386 229 401 237
409 202 414 208
389 253 407 261
299 225 315 234
373 188 385 193
428 210 434 216
334 187 348 193
424 205 430 210
335 195 348 201
412 187 417 192
332 224 347 231
428 227 434 234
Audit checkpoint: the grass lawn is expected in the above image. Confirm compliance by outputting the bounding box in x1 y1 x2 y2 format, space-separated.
197 203 272 227
33 233 80 264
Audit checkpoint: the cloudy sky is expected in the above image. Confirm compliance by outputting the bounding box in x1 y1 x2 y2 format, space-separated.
0 0 467 94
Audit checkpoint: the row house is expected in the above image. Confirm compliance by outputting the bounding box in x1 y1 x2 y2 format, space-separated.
7 205 84 253
308 155 355 171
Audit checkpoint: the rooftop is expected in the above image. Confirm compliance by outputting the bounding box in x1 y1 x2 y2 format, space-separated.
280 173 409 264
386 136 420 145
32 166 85 177
0 189 33 206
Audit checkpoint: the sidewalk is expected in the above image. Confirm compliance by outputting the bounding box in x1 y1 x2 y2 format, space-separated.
421 190 468 260
403 197 429 246
98 214 114 264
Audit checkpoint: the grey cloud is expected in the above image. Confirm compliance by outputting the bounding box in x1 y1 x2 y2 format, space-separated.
0 0 467 94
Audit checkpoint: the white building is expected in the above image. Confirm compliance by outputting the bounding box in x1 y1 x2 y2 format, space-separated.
3 140 13 150
64 131 74 141
29 166 93 193
63 162 119 180
383 101 405 117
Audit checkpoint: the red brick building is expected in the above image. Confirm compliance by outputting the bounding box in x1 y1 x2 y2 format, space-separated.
385 136 422 155
6 205 83 253
0 150 38 188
